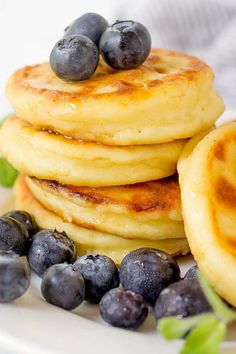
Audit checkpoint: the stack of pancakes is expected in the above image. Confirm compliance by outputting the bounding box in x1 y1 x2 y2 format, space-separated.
0 49 224 263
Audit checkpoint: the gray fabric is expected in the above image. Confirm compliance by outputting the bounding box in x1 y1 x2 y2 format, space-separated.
116 0 236 108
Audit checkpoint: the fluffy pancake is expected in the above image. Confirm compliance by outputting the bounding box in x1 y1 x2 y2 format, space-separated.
178 121 236 306
25 175 184 241
6 49 224 146
0 116 186 187
14 176 190 264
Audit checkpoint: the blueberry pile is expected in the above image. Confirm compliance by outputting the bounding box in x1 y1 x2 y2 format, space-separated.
0 210 211 330
50 12 151 81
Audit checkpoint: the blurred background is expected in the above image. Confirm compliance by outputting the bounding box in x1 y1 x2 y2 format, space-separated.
1 0 236 117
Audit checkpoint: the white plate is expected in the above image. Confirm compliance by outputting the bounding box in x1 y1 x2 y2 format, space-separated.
0 111 236 354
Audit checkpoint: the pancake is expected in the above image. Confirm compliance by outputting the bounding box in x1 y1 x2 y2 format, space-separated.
0 116 186 187
178 121 236 306
25 175 184 241
14 176 190 264
6 49 224 146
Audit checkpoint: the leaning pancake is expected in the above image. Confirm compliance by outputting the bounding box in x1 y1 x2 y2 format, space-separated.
15 176 190 264
6 49 224 146
26 175 184 241
178 121 236 306
0 116 186 187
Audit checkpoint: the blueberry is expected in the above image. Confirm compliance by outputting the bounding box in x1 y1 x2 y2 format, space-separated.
0 217 30 255
50 35 99 81
3 210 38 238
154 279 211 320
99 20 151 70
65 13 108 47
184 265 198 280
41 263 85 310
28 229 77 277
73 254 119 303
0 251 30 302
119 248 180 305
99 288 148 329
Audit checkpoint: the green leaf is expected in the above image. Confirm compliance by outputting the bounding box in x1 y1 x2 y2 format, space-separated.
180 316 226 354
0 114 11 128
158 317 187 339
198 271 236 322
158 273 236 354
0 158 18 187
158 314 215 340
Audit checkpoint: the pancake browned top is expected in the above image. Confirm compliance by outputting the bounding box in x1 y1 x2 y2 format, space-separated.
6 48 223 146
15 175 189 263
177 121 236 306
31 174 181 215
207 126 236 255
8 49 209 100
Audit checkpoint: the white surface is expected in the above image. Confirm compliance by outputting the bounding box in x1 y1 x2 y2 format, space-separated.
0 3 236 347
0 188 235 354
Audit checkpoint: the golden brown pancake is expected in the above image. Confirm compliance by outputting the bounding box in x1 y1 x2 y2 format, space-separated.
6 49 224 146
14 176 190 264
26 174 184 240
178 121 236 306
0 116 186 186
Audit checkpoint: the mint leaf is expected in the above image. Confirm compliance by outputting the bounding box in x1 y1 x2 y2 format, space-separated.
158 272 236 354
0 114 11 128
181 316 226 354
0 158 18 187
158 314 215 340
0 119 5 128
198 272 236 322
158 317 188 339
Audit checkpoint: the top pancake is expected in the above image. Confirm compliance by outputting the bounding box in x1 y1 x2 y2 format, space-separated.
6 49 224 145
178 121 236 306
